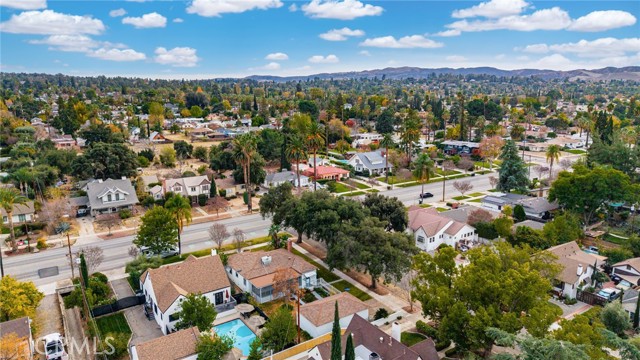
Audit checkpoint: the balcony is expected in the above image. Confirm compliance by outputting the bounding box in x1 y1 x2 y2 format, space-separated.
215 296 237 313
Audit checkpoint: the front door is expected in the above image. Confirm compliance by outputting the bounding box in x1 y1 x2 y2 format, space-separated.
214 291 223 305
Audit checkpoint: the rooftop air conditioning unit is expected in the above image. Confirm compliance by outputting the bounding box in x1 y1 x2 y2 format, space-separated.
261 256 272 265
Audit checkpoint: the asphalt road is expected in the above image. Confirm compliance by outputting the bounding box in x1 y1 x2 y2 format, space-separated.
3 173 494 290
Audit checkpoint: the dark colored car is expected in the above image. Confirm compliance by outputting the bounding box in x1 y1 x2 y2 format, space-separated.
419 192 434 199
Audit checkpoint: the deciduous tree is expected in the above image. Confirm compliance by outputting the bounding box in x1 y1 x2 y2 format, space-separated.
208 223 229 250
479 136 504 170
175 293 217 331
0 276 44 321
452 180 473 197
362 193 408 232
133 206 178 254
196 334 233 360
260 306 297 352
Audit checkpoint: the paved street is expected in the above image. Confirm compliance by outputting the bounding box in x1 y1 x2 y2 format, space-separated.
4 173 497 292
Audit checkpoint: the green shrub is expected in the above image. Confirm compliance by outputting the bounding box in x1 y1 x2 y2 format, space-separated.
101 332 130 360
435 339 451 351
118 209 132 219
198 194 208 206
137 156 150 167
416 320 438 339
219 189 227 197
91 272 108 283
444 347 458 357
36 238 48 250
564 297 578 305
374 308 389 320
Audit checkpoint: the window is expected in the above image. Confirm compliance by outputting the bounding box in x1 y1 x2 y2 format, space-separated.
18 214 26 222
175 186 182 192
214 292 223 305
169 313 179 322
417 236 425 243
203 185 209 191
154 304 158 314
107 194 112 202
429 237 435 243
243 279 246 286
191 187 196 192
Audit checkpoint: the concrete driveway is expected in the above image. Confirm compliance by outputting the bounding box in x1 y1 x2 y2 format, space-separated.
124 305 163 346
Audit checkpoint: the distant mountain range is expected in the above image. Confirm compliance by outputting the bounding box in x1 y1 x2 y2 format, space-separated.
246 66 640 82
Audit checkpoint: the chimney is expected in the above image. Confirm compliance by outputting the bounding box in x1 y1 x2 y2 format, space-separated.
389 335 392 346
391 322 401 342
379 337 383 344
577 264 583 276
211 249 217 257
287 239 293 253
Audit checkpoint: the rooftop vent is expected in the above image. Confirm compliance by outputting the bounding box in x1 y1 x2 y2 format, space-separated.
261 256 272 265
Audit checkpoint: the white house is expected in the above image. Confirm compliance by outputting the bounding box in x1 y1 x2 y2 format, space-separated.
612 258 640 288
163 175 212 202
1 201 35 225
298 292 369 338
263 171 310 188
546 241 605 299
84 178 139 216
226 249 317 303
140 254 234 335
346 151 391 176
408 206 477 252
482 193 557 221
350 133 383 148
131 326 199 360
149 131 167 143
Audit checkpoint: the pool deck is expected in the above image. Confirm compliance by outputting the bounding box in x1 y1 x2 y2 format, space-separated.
214 311 265 337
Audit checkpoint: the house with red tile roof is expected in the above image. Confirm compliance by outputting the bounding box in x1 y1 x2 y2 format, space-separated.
302 165 350 181
408 206 477 252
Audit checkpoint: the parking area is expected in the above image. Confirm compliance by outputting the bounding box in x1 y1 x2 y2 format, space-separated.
124 305 163 346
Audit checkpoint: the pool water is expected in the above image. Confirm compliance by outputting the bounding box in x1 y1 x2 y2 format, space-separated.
212 319 257 356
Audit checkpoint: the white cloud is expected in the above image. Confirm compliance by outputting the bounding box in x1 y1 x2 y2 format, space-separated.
29 34 101 52
521 38 640 58
288 3 297 11
319 27 364 41
308 54 339 63
173 18 184 23
265 52 288 60
532 54 575 69
0 10 105 35
359 50 371 56
89 48 146 62
568 10 636 32
122 12 167 28
302 0 383 20
109 8 127 17
186 0 283 17
447 7 572 32
155 47 199 67
446 55 467 62
452 0 529 19
1 0 46 10
360 35 443 49
432 29 461 37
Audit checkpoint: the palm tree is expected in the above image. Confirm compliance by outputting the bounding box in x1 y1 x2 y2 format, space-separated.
546 145 561 180
400 113 421 168
165 194 192 255
0 188 29 253
285 135 307 191
233 133 258 212
305 122 326 191
380 134 394 184
413 154 435 196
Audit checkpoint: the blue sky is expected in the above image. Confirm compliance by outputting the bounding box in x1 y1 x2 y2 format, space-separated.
1 0 638 78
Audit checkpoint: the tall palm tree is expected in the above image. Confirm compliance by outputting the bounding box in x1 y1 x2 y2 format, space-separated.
305 122 326 191
413 154 435 197
0 188 28 254
285 135 307 191
233 133 258 212
380 134 394 184
546 145 561 180
400 114 421 168
165 194 192 255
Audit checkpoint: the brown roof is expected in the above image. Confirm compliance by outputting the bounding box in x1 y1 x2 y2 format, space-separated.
141 255 230 312
299 293 370 327
408 207 469 237
0 316 31 339
0 201 35 217
227 249 317 281
546 241 602 284
134 327 199 360
614 258 640 272
315 315 438 360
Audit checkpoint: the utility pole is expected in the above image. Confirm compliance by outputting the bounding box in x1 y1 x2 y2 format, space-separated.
297 289 301 344
442 163 446 202
67 232 75 279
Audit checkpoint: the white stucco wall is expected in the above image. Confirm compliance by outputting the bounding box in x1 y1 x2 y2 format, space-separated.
300 309 369 338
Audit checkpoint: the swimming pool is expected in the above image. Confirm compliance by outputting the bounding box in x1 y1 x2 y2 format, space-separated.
212 319 256 356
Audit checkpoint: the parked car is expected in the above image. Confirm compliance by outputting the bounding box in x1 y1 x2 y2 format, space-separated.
76 208 89 217
584 246 599 255
43 333 65 360
419 192 434 199
140 245 179 259
597 287 621 301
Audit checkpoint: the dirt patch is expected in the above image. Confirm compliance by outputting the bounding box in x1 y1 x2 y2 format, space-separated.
98 229 137 240
582 238 620 250
191 213 232 225
35 294 63 340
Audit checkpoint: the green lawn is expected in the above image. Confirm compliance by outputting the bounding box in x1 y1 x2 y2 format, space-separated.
474 161 491 169
375 175 418 185
475 170 492 175
436 169 460 176
332 182 353 193
397 182 419 188
95 313 131 337
332 280 373 301
564 149 586 154
488 189 500 192
163 234 278 265
353 182 370 189
419 204 432 208
342 191 366 197
436 207 449 212
468 192 485 197
291 248 340 282
368 189 380 193
452 195 470 201
603 233 627 245
469 198 484 203
401 332 427 347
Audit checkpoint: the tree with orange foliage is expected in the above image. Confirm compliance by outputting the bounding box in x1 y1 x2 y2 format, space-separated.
479 136 505 171
0 333 30 360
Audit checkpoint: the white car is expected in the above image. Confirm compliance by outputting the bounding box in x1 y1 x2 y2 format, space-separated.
43 333 66 360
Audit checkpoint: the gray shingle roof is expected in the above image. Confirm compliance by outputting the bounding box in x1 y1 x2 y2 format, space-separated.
351 151 389 170
86 179 138 210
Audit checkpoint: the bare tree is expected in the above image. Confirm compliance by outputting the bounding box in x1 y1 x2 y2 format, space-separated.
272 267 299 304
39 198 71 234
457 157 474 174
128 246 139 258
489 176 499 190
468 208 494 225
559 158 573 171
208 196 229 217
232 228 245 253
453 180 474 196
534 165 549 180
74 246 104 274
208 223 230 249
95 213 122 236
397 270 416 313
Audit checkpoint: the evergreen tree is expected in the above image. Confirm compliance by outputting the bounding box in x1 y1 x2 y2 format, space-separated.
345 334 355 360
80 253 88 286
497 140 529 193
331 301 342 360
247 338 262 360
513 204 526 222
